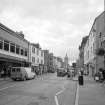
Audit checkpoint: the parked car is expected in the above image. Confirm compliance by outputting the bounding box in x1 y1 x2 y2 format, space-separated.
57 68 67 77
11 67 36 81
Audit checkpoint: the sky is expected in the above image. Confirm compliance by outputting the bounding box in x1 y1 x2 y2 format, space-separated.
0 0 104 64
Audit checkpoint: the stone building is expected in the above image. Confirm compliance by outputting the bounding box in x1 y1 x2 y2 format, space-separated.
84 11 105 77
79 36 88 73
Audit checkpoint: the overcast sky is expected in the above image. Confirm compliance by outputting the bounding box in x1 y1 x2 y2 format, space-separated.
0 0 104 64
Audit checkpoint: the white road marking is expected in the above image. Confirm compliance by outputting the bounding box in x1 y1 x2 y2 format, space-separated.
0 84 16 91
75 83 79 105
55 95 59 105
56 87 65 96
55 86 65 105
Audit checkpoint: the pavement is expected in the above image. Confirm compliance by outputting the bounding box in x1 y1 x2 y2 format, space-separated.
78 76 105 105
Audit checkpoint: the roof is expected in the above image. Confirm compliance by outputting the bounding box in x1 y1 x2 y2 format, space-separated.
31 43 41 49
0 22 29 43
88 11 105 39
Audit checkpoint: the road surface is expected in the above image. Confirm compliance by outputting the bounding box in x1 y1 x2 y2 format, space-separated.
0 73 77 105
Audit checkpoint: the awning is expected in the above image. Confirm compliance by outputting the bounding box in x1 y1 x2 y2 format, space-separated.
0 53 28 63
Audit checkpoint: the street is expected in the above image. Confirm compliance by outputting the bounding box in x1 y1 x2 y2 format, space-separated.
0 73 77 105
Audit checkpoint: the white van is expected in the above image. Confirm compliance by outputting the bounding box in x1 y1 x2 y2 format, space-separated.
11 67 36 81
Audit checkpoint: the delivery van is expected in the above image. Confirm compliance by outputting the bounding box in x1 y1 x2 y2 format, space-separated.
11 67 36 81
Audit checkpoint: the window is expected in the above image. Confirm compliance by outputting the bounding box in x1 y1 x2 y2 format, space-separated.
17 68 20 72
16 45 20 54
101 42 103 47
37 49 39 55
4 40 9 51
25 49 28 56
10 43 15 53
37 58 39 63
21 49 24 55
41 51 43 57
0 39 3 49
32 47 35 53
41 60 43 64
12 68 15 72
32 57 35 63
88 51 89 59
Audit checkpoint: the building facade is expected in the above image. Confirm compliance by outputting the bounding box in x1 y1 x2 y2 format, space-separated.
84 11 105 77
79 36 88 73
43 50 49 73
0 23 29 75
29 43 44 75
64 54 69 72
48 53 54 73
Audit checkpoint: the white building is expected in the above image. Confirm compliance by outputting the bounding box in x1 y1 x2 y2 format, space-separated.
84 11 105 77
29 43 44 74
84 29 96 76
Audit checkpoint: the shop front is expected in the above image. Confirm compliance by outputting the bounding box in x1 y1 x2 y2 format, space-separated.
0 53 30 78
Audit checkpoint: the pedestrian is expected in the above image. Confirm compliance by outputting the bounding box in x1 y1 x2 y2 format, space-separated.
1 70 4 78
102 70 105 80
3 68 7 80
78 71 84 86
99 68 103 82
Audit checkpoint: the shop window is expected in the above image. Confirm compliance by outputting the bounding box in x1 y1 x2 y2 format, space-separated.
10 43 15 53
0 40 3 49
4 40 9 51
16 45 20 54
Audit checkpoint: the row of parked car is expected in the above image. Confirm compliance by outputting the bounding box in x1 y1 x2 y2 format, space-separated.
11 67 36 81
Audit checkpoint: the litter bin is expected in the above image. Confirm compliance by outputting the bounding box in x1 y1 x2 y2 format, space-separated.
78 75 84 85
